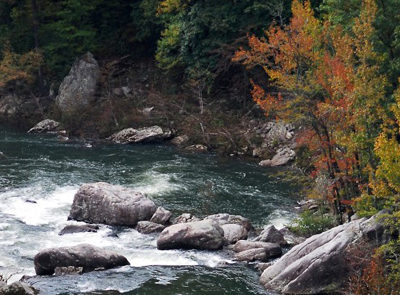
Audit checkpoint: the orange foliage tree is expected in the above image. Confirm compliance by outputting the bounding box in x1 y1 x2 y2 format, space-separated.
234 0 387 220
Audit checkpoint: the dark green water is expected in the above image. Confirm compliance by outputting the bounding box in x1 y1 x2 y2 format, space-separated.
0 128 297 295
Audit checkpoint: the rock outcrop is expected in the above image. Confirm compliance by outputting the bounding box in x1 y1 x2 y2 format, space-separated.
157 220 225 250
108 126 172 144
68 182 157 227
56 52 100 114
34 244 129 275
27 119 61 134
260 215 385 294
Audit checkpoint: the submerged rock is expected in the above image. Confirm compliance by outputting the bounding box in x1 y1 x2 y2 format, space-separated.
150 207 172 225
260 215 385 294
136 221 165 234
34 244 129 275
58 224 99 235
27 119 61 134
157 220 225 250
108 126 172 144
56 52 100 114
68 182 157 227
0 281 37 295
254 225 286 246
259 147 295 167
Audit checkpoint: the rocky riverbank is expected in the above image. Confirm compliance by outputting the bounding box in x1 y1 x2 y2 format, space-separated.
1 53 299 169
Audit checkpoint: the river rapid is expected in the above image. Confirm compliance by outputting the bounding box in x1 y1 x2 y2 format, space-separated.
0 128 298 295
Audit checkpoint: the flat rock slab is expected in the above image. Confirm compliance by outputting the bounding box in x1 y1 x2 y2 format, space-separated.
34 244 129 275
108 126 172 144
68 182 157 227
157 220 224 250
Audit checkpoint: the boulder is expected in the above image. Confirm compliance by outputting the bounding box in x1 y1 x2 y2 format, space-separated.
136 221 165 234
260 216 385 294
205 213 253 232
279 227 306 246
56 52 100 114
108 126 172 144
233 240 281 254
34 244 129 275
27 119 61 134
0 282 37 295
170 135 189 146
157 220 224 250
259 147 295 167
150 207 172 225
68 182 157 227
58 224 99 235
254 225 286 246
235 248 280 262
221 224 248 244
172 213 200 224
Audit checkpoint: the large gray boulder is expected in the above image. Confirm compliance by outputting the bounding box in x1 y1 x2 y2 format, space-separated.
108 126 172 144
27 119 61 134
260 216 385 294
34 244 129 275
56 52 100 114
68 182 157 227
157 220 225 250
0 282 37 295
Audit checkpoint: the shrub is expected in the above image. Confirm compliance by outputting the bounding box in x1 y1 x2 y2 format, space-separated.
288 209 337 237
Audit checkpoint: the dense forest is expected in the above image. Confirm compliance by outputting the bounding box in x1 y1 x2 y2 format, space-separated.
1 0 400 294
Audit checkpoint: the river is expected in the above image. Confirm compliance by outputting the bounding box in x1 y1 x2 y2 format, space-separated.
0 128 298 294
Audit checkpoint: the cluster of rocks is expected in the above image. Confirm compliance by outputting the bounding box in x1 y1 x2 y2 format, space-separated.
6 178 388 295
0 280 37 295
